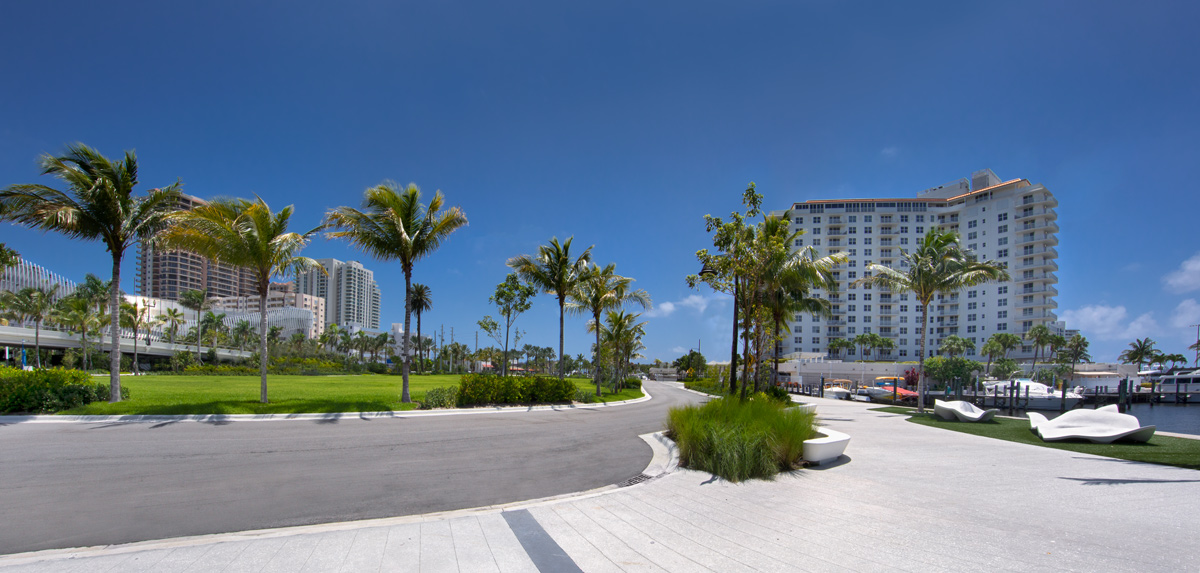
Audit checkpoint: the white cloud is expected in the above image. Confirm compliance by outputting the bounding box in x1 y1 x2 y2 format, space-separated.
644 294 727 318
1060 304 1159 341
1171 299 1200 330
670 346 688 354
880 146 898 158
1163 252 1200 293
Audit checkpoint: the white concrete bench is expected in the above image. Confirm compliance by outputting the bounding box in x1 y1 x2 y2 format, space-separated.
802 427 850 465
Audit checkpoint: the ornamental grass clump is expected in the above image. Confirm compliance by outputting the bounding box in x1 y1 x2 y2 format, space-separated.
666 396 817 482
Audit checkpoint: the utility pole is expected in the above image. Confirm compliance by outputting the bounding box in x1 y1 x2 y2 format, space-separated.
1191 324 1200 366
440 324 446 373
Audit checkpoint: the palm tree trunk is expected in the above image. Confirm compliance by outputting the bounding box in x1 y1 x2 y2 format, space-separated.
917 303 929 413
401 270 413 402
259 288 269 403
196 309 203 365
729 275 739 395
416 312 423 374
34 319 42 368
558 297 565 380
132 324 139 375
109 254 122 402
594 310 602 397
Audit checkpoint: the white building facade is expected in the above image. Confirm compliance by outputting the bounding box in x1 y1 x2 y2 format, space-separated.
777 169 1066 362
295 258 381 331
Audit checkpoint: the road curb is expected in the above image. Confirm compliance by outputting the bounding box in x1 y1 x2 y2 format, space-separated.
0 385 653 425
0 385 675 566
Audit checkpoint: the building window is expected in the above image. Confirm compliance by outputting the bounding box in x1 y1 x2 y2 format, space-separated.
864 238 872 245
813 216 821 224
998 286 1008 294
998 249 1008 258
899 226 909 233
998 224 1008 233
998 310 1008 319
968 220 977 228
813 239 821 245
848 238 857 245
848 215 857 223
967 302 977 310
848 305 856 312
967 325 977 333
812 337 820 344
968 231 978 240
812 228 821 235
900 215 909 222
997 323 1008 331
968 290 977 298
997 213 1008 222
900 238 908 245
916 226 924 233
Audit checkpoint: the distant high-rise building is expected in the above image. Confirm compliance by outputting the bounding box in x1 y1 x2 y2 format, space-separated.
774 169 1064 361
136 193 257 301
295 258 381 331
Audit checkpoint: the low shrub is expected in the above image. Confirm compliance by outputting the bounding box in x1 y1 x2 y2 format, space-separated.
574 389 597 403
365 363 390 375
623 377 642 390
0 367 129 413
684 378 730 396
763 386 792 405
457 373 576 406
666 396 817 482
421 386 459 409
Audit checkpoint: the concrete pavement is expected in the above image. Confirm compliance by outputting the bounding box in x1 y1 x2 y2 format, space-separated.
3 392 1198 571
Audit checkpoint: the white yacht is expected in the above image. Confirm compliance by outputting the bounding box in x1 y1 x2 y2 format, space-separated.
982 379 1083 410
1152 370 1199 403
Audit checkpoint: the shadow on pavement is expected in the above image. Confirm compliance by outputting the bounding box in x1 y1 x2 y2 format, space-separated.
1059 477 1200 486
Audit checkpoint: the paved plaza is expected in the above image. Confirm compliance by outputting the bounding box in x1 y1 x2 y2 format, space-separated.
3 394 1197 572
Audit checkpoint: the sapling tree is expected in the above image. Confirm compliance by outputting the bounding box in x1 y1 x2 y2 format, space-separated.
478 273 536 377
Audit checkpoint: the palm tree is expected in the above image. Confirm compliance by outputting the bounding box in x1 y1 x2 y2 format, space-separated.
853 333 873 362
1119 337 1158 374
1191 339 1200 367
158 197 322 403
120 300 153 374
939 335 975 359
0 285 60 368
567 263 651 396
991 332 1022 360
592 310 647 391
54 295 103 370
409 283 432 373
875 336 896 361
177 289 210 363
827 338 854 361
1024 323 1053 374
230 320 254 351
1 143 181 399
325 182 468 402
758 229 843 385
0 243 18 271
1059 334 1091 390
509 236 594 380
160 308 186 347
856 228 1010 412
981 338 1003 381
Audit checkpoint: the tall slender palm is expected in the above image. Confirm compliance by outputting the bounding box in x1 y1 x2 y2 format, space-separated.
938 335 975 359
1060 334 1091 388
177 289 210 363
325 182 467 402
1119 337 1158 374
120 300 153 374
0 285 60 368
758 231 843 385
567 263 651 396
54 295 102 370
0 144 181 399
1190 340 1200 367
981 338 1003 379
592 310 647 390
409 283 432 373
827 338 853 361
231 320 254 351
856 228 1010 412
160 308 186 347
990 332 1021 361
158 197 321 403
509 236 594 380
1024 323 1053 374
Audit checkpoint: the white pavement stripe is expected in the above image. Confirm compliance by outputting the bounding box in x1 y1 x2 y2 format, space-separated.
604 494 771 573
476 514 539 573
379 524 420 572
299 529 359 572
336 527 389 572
524 506 622 573
418 520 457 573
449 517 500 573
260 534 321 572
216 537 287 572
542 503 663 572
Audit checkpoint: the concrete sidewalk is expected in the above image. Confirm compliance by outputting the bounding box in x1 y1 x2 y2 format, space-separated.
4 398 1197 572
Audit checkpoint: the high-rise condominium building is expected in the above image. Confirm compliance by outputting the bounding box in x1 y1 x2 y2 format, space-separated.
136 193 257 301
776 169 1062 361
295 258 382 331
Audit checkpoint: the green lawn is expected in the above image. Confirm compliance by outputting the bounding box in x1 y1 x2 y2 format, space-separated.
871 406 1200 471
61 373 642 415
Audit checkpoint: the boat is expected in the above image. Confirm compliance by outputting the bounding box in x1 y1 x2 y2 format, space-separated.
1150 370 1200 403
982 379 1083 410
823 379 853 400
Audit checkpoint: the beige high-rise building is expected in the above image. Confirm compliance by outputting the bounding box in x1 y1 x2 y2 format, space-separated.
136 193 257 301
774 169 1064 362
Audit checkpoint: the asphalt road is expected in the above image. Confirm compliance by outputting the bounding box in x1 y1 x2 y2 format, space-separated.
0 380 704 555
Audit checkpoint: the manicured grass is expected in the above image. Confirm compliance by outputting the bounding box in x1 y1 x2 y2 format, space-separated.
59 373 642 415
870 406 1200 471
667 396 817 482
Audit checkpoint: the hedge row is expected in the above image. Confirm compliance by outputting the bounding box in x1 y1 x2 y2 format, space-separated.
457 374 576 406
0 367 129 414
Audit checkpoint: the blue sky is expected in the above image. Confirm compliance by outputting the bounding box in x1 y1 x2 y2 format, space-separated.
3 1 1199 363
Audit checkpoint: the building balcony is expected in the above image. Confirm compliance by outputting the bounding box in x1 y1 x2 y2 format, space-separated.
937 307 960 316
880 331 899 339
1020 285 1059 296
1016 298 1059 310
1016 259 1059 272
1021 220 1060 233
826 217 843 225
877 319 898 327
826 319 846 326
1015 207 1058 223
827 231 847 237
878 308 898 316
1015 234 1059 247
1019 309 1058 319
879 239 894 246
879 229 899 236
1021 194 1059 209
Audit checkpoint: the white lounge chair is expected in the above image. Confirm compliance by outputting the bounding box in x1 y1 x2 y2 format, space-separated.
1027 405 1155 444
933 399 998 423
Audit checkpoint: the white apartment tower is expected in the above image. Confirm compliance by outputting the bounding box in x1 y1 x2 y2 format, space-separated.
295 258 382 331
778 169 1062 362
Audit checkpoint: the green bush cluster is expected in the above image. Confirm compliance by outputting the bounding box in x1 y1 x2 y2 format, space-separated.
574 389 597 403
0 367 129 413
623 377 642 390
763 386 791 405
174 357 350 376
421 386 459 409
684 378 730 396
456 374 576 406
666 396 816 482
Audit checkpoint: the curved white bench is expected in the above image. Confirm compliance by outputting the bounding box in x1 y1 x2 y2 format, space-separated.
802 427 850 465
1028 405 1155 444
934 399 998 423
